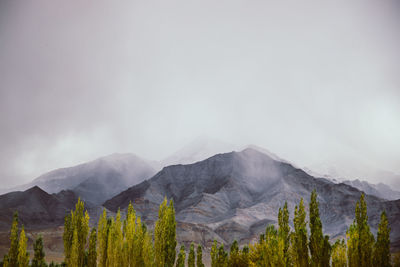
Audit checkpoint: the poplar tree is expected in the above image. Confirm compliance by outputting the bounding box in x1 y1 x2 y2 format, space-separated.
293 198 309 267
228 240 250 267
69 229 79 266
176 245 186 267
31 236 46 267
373 211 391 267
309 190 330 267
154 198 176 267
63 198 90 267
97 209 109 267
278 202 291 266
331 239 347 267
17 227 29 267
88 228 97 267
8 212 19 267
143 230 155 267
188 243 195 267
217 244 228 267
196 245 204 267
211 240 218 267
266 225 285 266
347 194 374 267
107 210 123 267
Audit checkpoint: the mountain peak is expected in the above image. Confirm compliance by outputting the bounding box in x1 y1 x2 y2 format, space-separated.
25 185 46 194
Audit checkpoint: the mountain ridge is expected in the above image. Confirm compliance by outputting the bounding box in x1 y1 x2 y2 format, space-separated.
104 148 400 248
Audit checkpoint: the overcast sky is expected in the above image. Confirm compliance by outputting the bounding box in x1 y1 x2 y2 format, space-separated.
0 0 399 187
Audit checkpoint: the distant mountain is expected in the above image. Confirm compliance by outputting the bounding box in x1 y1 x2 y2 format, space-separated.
307 161 400 192
0 186 79 230
104 148 400 249
342 179 400 201
2 153 158 205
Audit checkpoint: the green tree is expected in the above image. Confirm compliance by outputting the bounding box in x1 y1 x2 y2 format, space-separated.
373 211 391 267
106 210 123 267
211 240 218 267
97 209 109 267
196 245 204 267
143 230 155 267
228 240 249 267
17 227 29 267
309 190 330 267
347 194 374 267
278 202 291 266
63 198 90 267
154 198 177 267
31 236 46 267
331 239 347 267
8 212 19 267
176 245 186 267
3 254 10 267
217 244 228 267
188 243 195 267
69 229 79 266
321 235 331 267
87 228 97 267
293 198 309 267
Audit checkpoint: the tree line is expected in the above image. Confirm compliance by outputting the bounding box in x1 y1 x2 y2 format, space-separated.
1 191 399 266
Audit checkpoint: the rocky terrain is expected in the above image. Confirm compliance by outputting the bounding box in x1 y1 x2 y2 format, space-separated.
105 148 400 249
0 186 78 230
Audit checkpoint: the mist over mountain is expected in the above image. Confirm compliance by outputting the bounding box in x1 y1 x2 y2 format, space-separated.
104 148 400 249
1 153 157 205
342 179 400 201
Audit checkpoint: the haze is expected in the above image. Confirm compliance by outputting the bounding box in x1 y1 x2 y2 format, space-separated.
0 0 399 188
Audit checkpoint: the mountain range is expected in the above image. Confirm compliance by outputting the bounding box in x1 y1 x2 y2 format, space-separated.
0 141 399 252
103 148 400 249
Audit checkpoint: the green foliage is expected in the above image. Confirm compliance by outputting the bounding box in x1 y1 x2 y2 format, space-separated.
347 194 375 267
293 198 309 267
176 245 186 267
278 201 291 266
17 227 29 267
373 211 391 267
309 190 325 267
211 241 228 267
211 240 218 267
142 229 155 267
249 225 284 267
63 198 90 267
188 243 195 267
154 197 176 267
331 239 347 267
32 236 46 267
196 245 204 267
8 212 19 267
97 209 109 267
87 228 97 267
228 240 249 267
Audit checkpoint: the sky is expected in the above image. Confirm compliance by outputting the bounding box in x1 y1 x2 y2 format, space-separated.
0 0 399 188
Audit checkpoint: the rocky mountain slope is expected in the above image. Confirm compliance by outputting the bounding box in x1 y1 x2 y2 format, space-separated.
2 153 157 205
0 186 79 230
104 148 400 249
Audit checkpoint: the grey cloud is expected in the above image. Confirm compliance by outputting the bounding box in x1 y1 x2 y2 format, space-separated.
0 0 399 187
